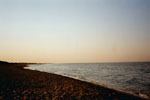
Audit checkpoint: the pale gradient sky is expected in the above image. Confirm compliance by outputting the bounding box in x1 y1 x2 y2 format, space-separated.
0 0 149 63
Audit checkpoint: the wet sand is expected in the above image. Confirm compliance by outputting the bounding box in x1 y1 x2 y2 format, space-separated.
0 61 147 100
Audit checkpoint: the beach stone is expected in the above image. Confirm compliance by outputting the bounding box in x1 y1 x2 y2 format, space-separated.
45 96 49 100
44 91 47 94
23 96 27 100
13 90 16 94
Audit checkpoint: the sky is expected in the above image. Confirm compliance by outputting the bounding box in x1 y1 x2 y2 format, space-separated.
0 0 149 63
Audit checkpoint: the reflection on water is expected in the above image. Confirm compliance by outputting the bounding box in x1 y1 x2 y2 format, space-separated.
26 62 150 95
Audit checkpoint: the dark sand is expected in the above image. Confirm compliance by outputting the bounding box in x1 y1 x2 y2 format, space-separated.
0 61 147 100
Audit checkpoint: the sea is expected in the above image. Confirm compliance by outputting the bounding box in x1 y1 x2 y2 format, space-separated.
25 62 150 97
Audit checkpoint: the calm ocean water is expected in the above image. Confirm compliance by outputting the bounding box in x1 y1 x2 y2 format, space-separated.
26 62 150 96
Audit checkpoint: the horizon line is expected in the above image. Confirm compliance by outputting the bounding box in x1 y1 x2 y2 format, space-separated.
1 60 150 64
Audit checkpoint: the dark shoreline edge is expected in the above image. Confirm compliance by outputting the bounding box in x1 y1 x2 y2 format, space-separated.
0 62 148 100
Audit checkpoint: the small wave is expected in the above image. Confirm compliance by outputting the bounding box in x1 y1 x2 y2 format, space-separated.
144 71 150 73
62 73 87 80
126 78 139 84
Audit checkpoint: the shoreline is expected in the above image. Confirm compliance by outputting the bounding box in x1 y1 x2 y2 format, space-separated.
0 62 148 100
24 65 139 96
25 64 149 99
